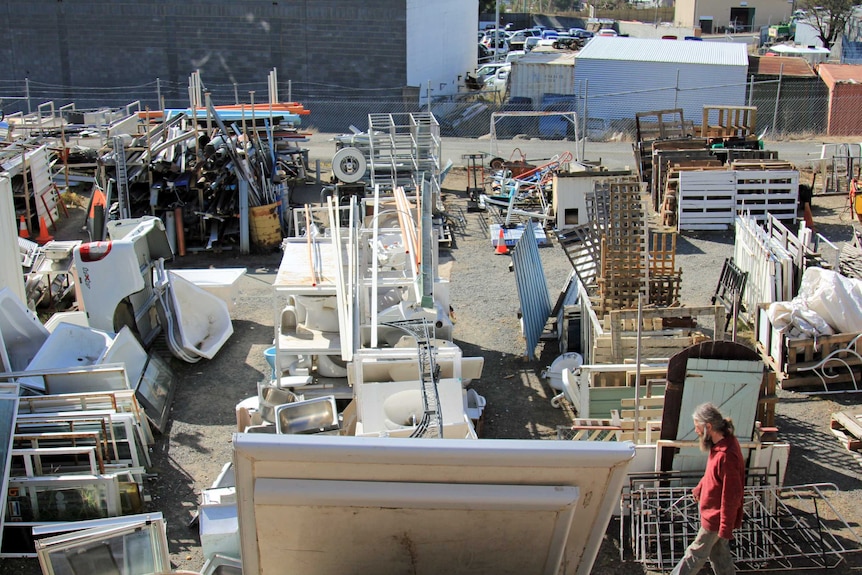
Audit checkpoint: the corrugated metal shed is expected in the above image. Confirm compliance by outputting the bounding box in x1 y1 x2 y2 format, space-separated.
509 51 576 110
818 64 862 135
747 55 825 134
574 37 748 126
819 63 862 84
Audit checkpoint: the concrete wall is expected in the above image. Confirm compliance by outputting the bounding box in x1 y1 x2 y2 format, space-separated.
407 0 477 99
618 21 697 39
0 0 415 109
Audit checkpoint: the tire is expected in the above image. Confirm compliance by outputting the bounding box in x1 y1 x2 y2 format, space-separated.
489 157 506 170
331 147 367 183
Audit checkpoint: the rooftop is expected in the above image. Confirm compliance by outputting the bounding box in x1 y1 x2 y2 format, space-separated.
576 36 748 66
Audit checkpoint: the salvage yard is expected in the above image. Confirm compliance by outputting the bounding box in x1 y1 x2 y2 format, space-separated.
3 135 862 574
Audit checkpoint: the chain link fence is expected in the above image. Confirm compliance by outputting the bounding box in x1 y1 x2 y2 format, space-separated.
1 76 859 139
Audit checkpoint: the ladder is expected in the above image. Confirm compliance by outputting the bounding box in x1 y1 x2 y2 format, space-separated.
381 319 442 438
112 136 131 219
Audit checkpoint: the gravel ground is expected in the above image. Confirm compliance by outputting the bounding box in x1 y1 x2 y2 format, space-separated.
3 156 862 575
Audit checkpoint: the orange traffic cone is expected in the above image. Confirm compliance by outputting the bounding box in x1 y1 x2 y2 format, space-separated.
18 215 29 238
35 217 53 244
495 228 508 255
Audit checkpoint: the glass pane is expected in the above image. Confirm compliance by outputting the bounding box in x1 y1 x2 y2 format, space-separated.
45 527 156 575
135 354 175 433
38 521 168 575
6 482 111 522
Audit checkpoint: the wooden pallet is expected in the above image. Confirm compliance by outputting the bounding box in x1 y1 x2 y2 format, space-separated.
635 108 691 142
830 412 862 451
731 159 795 171
701 105 757 139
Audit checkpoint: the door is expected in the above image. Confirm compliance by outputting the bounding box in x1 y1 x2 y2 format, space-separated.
729 7 755 32
672 358 763 476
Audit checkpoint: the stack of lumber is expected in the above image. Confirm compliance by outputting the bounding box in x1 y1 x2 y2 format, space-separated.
830 412 862 451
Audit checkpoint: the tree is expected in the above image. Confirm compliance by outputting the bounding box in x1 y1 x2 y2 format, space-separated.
798 0 862 50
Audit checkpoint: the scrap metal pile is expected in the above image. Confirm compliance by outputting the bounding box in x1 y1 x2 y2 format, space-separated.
95 100 312 251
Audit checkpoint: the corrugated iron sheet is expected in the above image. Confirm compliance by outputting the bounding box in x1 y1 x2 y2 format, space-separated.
819 63 862 84
749 55 816 77
513 223 551 360
509 52 576 109
577 37 748 67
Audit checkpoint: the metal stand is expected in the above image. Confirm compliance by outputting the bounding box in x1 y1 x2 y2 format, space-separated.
462 152 488 212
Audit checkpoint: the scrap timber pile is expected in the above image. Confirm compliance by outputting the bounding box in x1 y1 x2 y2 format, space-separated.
558 177 683 319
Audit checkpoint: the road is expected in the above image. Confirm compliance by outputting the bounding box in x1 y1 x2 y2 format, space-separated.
304 133 836 174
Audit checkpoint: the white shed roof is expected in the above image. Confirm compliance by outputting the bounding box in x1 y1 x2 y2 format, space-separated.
577 37 749 67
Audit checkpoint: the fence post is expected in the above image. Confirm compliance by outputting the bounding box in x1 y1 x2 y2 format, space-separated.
25 78 31 114
582 79 589 161
427 80 432 115
773 63 783 137
288 80 292 103
156 78 162 110
748 75 754 107
673 69 680 109
234 82 239 105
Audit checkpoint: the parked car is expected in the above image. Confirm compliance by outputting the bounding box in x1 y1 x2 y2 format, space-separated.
541 29 559 40
484 65 511 95
466 62 510 90
596 28 618 37
553 34 583 50
505 50 526 64
478 43 493 63
507 31 529 51
524 36 541 52
481 30 510 48
568 27 593 39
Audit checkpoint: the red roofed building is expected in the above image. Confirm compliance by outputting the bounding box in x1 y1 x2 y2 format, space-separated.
818 64 862 136
748 55 826 134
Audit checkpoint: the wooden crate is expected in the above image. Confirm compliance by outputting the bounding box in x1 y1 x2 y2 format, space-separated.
592 305 725 364
755 303 862 389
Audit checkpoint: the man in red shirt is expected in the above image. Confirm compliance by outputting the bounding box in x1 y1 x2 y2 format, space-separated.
671 402 746 575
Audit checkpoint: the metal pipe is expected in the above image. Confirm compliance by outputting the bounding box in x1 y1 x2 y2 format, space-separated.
634 293 642 445
175 206 186 256
773 63 784 137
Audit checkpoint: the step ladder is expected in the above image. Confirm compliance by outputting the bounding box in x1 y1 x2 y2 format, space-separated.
112 136 131 219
